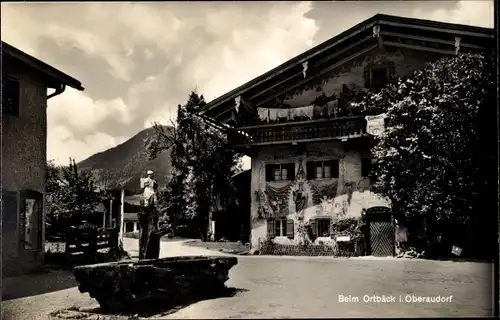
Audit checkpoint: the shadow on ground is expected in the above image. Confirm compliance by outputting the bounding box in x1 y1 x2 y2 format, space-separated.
2 268 78 301
52 287 249 319
3 250 132 301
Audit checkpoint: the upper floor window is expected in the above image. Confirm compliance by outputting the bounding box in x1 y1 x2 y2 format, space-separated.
306 160 339 180
365 65 389 90
2 75 20 116
19 190 43 250
265 163 295 182
361 158 372 178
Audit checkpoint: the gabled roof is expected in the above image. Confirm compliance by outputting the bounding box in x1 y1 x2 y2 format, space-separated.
2 41 84 91
198 14 493 121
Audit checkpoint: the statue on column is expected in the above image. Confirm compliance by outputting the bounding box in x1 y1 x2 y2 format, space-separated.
138 170 161 260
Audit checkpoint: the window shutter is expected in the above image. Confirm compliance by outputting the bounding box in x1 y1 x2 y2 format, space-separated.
286 219 294 239
266 219 275 239
309 218 317 238
265 164 274 182
329 219 335 238
330 159 339 178
306 161 315 180
286 163 295 181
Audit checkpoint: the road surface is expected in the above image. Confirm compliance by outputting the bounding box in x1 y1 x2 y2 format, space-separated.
1 238 493 319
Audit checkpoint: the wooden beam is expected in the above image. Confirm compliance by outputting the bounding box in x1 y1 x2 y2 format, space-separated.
256 44 379 107
378 20 494 39
213 106 234 120
200 22 377 114
212 96 256 120
220 110 237 125
383 41 457 56
249 34 374 101
237 115 365 130
230 134 369 148
380 31 487 50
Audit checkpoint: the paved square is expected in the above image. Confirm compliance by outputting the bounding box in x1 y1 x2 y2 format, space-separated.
1 239 493 319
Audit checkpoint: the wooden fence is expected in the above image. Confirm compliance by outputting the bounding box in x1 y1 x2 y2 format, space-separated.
46 227 118 265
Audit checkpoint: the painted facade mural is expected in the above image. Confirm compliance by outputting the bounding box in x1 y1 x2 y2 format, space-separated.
250 143 390 249
247 49 433 250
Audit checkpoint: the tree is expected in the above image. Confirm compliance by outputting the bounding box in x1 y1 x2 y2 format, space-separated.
355 53 495 257
46 158 104 226
147 91 242 240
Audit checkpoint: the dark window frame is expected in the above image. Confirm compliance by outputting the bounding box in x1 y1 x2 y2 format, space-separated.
125 222 135 232
361 158 372 178
307 159 339 180
315 161 332 179
19 189 43 251
267 218 295 239
364 64 389 90
2 75 21 117
274 218 287 237
316 218 331 237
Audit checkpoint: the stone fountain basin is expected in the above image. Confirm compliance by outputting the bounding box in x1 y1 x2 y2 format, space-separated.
73 256 238 313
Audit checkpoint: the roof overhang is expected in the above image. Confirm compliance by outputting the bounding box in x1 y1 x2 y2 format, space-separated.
2 41 85 91
198 14 493 123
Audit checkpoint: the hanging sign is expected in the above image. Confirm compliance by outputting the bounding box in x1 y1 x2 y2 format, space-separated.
451 245 463 256
365 113 387 136
336 236 351 242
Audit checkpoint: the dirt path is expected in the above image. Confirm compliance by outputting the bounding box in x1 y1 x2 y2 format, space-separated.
123 237 231 258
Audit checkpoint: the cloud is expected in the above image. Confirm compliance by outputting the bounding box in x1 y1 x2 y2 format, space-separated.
48 89 132 133
48 125 127 164
47 89 132 162
0 1 493 166
412 0 493 28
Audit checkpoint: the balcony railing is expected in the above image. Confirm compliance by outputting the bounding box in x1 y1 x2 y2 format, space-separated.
227 116 367 147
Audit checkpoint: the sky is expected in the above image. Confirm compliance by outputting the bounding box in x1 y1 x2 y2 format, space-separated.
1 1 493 169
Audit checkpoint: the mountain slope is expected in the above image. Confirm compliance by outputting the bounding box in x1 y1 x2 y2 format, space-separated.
78 126 172 191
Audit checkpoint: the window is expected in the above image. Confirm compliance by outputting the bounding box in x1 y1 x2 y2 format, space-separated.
125 222 134 232
306 160 339 180
364 65 389 90
2 76 20 116
275 219 287 237
361 158 372 177
267 219 294 239
265 163 295 182
19 190 43 250
317 218 331 237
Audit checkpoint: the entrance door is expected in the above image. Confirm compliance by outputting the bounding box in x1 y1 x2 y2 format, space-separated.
369 221 395 257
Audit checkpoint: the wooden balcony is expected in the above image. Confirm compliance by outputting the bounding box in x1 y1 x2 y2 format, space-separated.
227 116 368 148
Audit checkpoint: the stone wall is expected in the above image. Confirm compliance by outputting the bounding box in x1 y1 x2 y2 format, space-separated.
1 65 47 277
